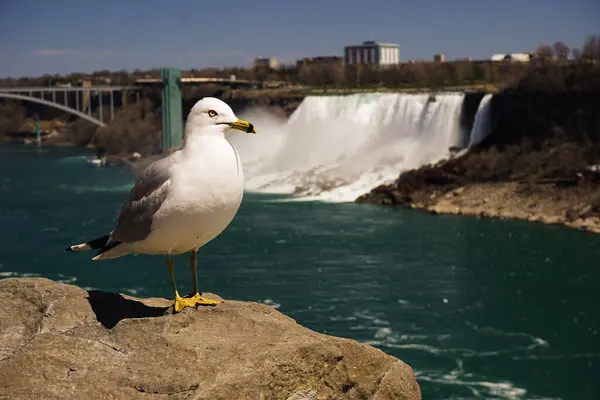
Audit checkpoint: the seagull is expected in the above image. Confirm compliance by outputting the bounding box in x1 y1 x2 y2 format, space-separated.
66 97 256 313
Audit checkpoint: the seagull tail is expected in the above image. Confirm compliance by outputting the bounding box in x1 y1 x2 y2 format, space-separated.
92 241 131 261
65 234 111 253
66 234 131 261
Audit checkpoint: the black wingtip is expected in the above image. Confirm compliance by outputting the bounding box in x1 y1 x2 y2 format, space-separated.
65 247 73 252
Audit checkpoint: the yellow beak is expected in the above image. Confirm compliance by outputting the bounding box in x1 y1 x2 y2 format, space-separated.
228 119 256 134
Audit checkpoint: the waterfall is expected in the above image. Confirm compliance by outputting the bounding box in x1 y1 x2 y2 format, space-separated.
468 93 493 147
230 92 471 202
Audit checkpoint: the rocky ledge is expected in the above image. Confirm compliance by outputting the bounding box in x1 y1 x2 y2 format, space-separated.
358 180 600 234
357 137 600 234
0 278 421 400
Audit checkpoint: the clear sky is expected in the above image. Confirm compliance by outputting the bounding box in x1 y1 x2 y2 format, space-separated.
0 0 598 78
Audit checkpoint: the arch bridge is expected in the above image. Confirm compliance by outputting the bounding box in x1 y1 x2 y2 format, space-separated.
0 68 257 151
0 86 139 127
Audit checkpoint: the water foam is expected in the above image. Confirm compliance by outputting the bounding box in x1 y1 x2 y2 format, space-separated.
231 93 468 202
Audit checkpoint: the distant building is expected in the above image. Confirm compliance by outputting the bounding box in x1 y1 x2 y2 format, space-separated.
491 53 531 62
344 41 400 66
296 56 344 68
253 57 278 69
433 53 446 63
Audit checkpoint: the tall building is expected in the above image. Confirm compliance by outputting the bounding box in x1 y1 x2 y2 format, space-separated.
344 41 400 66
253 57 278 69
433 53 446 63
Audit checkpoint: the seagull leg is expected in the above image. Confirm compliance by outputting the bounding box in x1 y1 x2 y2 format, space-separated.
190 249 199 295
188 249 220 307
166 254 199 313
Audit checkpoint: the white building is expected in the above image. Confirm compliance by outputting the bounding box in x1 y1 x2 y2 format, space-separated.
344 41 400 66
491 53 531 62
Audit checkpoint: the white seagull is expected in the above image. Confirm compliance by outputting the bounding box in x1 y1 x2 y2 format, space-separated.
66 97 256 313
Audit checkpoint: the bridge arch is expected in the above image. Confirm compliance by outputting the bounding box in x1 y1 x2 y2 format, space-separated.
0 92 107 127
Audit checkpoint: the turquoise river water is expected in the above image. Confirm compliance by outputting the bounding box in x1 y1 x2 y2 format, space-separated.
0 145 599 399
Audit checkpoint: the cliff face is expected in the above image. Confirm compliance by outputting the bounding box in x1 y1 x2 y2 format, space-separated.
357 90 600 233
0 278 421 400
484 91 600 148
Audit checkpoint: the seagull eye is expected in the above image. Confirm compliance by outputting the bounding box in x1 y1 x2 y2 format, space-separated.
208 110 218 117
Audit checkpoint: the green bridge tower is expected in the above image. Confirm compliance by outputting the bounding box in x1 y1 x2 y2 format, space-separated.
160 68 183 151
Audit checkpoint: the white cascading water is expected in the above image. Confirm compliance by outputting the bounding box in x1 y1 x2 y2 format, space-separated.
230 92 467 202
467 93 493 147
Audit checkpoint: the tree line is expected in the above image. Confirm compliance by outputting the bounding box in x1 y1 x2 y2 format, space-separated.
1 35 598 91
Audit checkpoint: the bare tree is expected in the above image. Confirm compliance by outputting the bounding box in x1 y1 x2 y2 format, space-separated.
552 41 570 60
535 44 554 62
581 35 600 61
0 102 26 136
572 48 582 61
325 64 345 88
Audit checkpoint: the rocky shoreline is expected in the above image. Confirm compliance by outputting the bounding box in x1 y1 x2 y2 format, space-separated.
357 167 600 234
0 277 421 400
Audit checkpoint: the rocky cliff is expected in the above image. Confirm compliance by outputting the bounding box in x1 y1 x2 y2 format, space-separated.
0 278 421 400
358 88 600 233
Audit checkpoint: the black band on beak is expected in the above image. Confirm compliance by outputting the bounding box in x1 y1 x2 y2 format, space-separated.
247 123 255 133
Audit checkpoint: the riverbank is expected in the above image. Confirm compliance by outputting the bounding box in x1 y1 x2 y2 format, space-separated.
358 180 600 234
356 139 600 234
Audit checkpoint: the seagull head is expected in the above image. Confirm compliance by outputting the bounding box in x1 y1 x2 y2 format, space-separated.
185 97 256 137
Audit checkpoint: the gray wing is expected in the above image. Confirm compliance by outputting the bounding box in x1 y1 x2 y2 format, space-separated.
111 155 175 243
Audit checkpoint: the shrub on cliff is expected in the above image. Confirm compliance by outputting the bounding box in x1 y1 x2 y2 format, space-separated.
93 98 161 156
0 101 25 136
62 118 98 147
509 63 600 93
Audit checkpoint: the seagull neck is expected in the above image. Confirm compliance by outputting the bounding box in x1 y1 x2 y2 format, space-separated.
183 127 226 154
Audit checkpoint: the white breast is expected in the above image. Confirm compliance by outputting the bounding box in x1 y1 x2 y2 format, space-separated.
133 136 244 255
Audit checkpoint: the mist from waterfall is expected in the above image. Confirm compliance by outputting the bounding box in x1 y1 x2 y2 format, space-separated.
230 92 475 202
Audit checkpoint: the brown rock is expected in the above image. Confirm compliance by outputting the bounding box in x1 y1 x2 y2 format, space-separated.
0 278 421 400
390 191 409 204
372 184 391 193
452 187 465 196
578 205 593 218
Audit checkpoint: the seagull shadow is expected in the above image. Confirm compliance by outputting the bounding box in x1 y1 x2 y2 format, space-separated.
87 290 170 329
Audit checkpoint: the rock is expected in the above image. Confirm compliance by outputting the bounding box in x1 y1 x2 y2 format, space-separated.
578 204 593 218
540 215 561 225
372 184 390 193
390 190 410 204
0 278 421 400
452 187 465 196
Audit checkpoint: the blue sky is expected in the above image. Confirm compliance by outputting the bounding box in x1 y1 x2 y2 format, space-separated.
0 0 598 78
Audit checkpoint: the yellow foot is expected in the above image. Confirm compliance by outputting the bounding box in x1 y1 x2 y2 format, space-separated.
188 292 220 306
173 293 220 313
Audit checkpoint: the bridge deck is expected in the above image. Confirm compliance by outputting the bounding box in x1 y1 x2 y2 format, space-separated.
0 86 136 92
